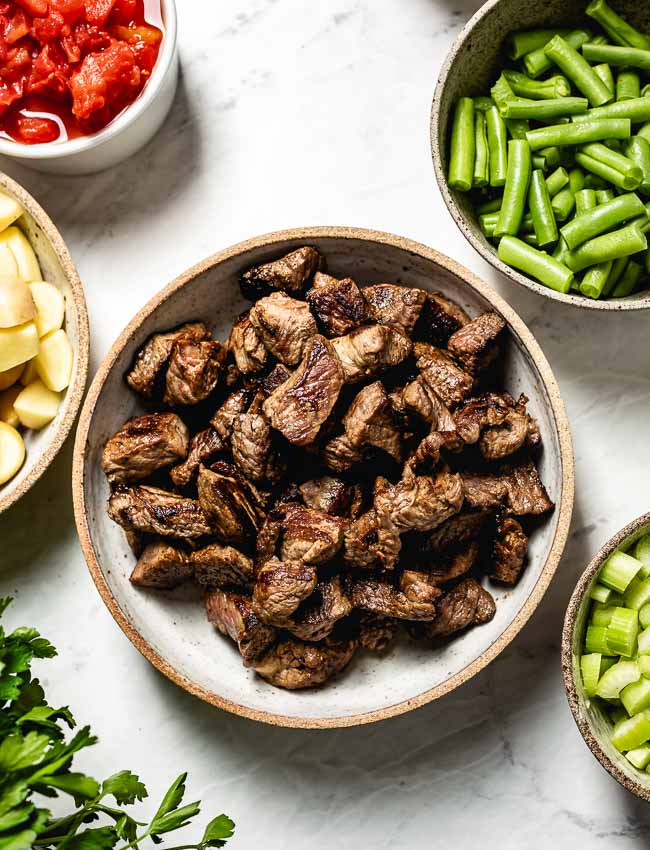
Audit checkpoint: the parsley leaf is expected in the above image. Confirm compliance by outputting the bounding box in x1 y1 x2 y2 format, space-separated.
201 815 236 848
101 772 148 806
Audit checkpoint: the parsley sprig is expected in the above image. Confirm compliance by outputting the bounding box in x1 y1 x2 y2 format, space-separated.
0 598 234 850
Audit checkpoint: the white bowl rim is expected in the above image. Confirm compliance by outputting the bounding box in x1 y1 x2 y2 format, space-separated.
0 0 177 161
72 225 575 729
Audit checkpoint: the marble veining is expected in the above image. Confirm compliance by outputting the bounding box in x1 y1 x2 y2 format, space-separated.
1 1 650 847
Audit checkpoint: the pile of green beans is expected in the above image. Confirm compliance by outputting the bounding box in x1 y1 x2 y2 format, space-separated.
446 0 650 299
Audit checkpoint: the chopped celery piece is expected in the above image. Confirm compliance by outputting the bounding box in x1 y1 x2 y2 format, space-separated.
591 605 616 627
641 603 650 629
596 660 640 699
599 551 643 593
626 746 650 770
621 676 650 715
639 626 650 655
606 607 638 657
640 656 650 677
601 656 618 675
625 577 650 611
635 536 650 568
590 583 614 603
581 653 602 697
612 710 650 752
585 625 610 654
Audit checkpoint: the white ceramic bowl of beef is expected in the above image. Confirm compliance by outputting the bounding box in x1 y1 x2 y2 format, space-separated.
72 227 574 728
0 0 178 175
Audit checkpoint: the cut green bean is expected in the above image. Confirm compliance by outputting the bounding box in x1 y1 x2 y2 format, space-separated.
612 258 644 296
504 118 529 140
528 168 558 247
589 34 610 47
584 173 608 189
448 97 475 192
540 146 562 169
532 154 546 170
526 118 631 151
586 0 650 51
618 70 641 102
572 97 650 125
491 73 516 113
582 43 650 74
494 139 531 237
602 255 630 295
473 110 489 188
625 137 650 196
502 97 589 121
506 28 570 60
552 168 585 221
473 96 494 112
593 63 615 95
503 70 571 100
580 260 613 298
596 188 616 203
524 29 591 79
561 192 646 250
522 232 540 247
639 123 650 144
486 105 508 187
575 188 598 215
574 151 642 191
546 166 569 196
477 197 502 215
565 223 648 272
544 35 613 108
497 235 573 292
479 212 499 237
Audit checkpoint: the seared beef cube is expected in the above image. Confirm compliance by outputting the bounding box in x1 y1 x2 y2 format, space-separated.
256 509 284 563
299 475 361 517
205 589 276 666
228 312 268 375
254 635 356 690
102 412 189 484
350 577 439 621
279 503 344 564
231 410 273 482
344 510 385 569
362 284 426 334
252 557 318 626
191 543 254 589
416 291 470 346
414 343 475 408
399 570 444 605
249 292 318 365
393 376 457 431
359 612 398 652
491 512 528 585
453 392 514 445
407 429 461 473
425 541 480 585
447 312 505 374
126 322 211 398
240 246 322 298
262 363 292 395
164 339 227 406
108 484 213 541
324 381 401 472
289 577 353 641
210 388 253 442
331 325 412 384
461 471 509 509
124 528 147 557
197 464 265 543
417 578 496 638
425 509 491 554
503 460 554 516
170 427 223 488
376 470 463 535
307 273 366 337
263 335 344 446
130 541 193 588
479 395 540 461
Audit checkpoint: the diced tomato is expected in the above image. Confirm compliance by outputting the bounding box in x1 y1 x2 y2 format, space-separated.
26 42 68 98
50 0 85 24
32 10 66 41
108 0 136 25
14 0 47 16
4 8 31 44
84 0 115 26
69 38 139 123
13 113 60 142
64 20 110 61
0 78 23 113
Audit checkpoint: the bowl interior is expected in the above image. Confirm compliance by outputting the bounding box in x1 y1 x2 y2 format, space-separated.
565 515 650 800
0 173 88 513
432 0 650 309
78 231 571 727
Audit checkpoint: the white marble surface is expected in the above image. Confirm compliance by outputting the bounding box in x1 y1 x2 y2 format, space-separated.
1 1 650 847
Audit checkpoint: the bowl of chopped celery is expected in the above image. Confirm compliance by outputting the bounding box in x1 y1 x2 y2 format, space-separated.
431 0 650 309
563 513 650 800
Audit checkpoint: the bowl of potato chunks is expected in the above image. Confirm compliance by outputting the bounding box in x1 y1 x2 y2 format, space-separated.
0 172 88 515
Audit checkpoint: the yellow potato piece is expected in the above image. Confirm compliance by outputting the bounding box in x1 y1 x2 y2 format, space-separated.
20 358 37 386
0 244 18 278
0 384 21 428
35 328 72 392
14 379 61 430
29 282 64 338
0 227 42 282
0 192 23 233
0 363 23 391
0 321 39 372
0 421 25 485
0 277 36 328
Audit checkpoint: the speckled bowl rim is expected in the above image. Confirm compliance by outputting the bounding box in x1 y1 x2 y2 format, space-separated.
562 512 650 800
430 0 650 312
72 226 574 729
0 171 89 515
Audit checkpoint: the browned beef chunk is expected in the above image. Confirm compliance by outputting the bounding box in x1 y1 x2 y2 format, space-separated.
289 577 353 641
130 541 193 588
416 291 470 346
261 363 292 395
491 511 528 585
417 578 496 638
324 381 401 472
126 322 211 398
479 395 540 461
263 335 344 446
210 388 253 442
102 413 189 484
280 503 344 564
256 509 284 563
453 392 514 445
191 543 254 589
343 510 389 569
376 470 464 535
254 635 356 690
170 428 223 488
108 484 212 541
197 464 265 543
350 577 439 621
306 273 366 337
447 312 505 374
461 471 509 510
124 528 147 557
362 284 427 334
231 410 275 482
228 312 268 375
299 476 362 518
240 246 323 298
424 509 491 555
393 375 456 430
407 429 462 474
164 339 227 406
205 589 276 666
412 541 480 586
252 558 318 626
414 343 475 408
461 461 553 516
332 325 412 384
249 292 318 365
359 612 398 652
